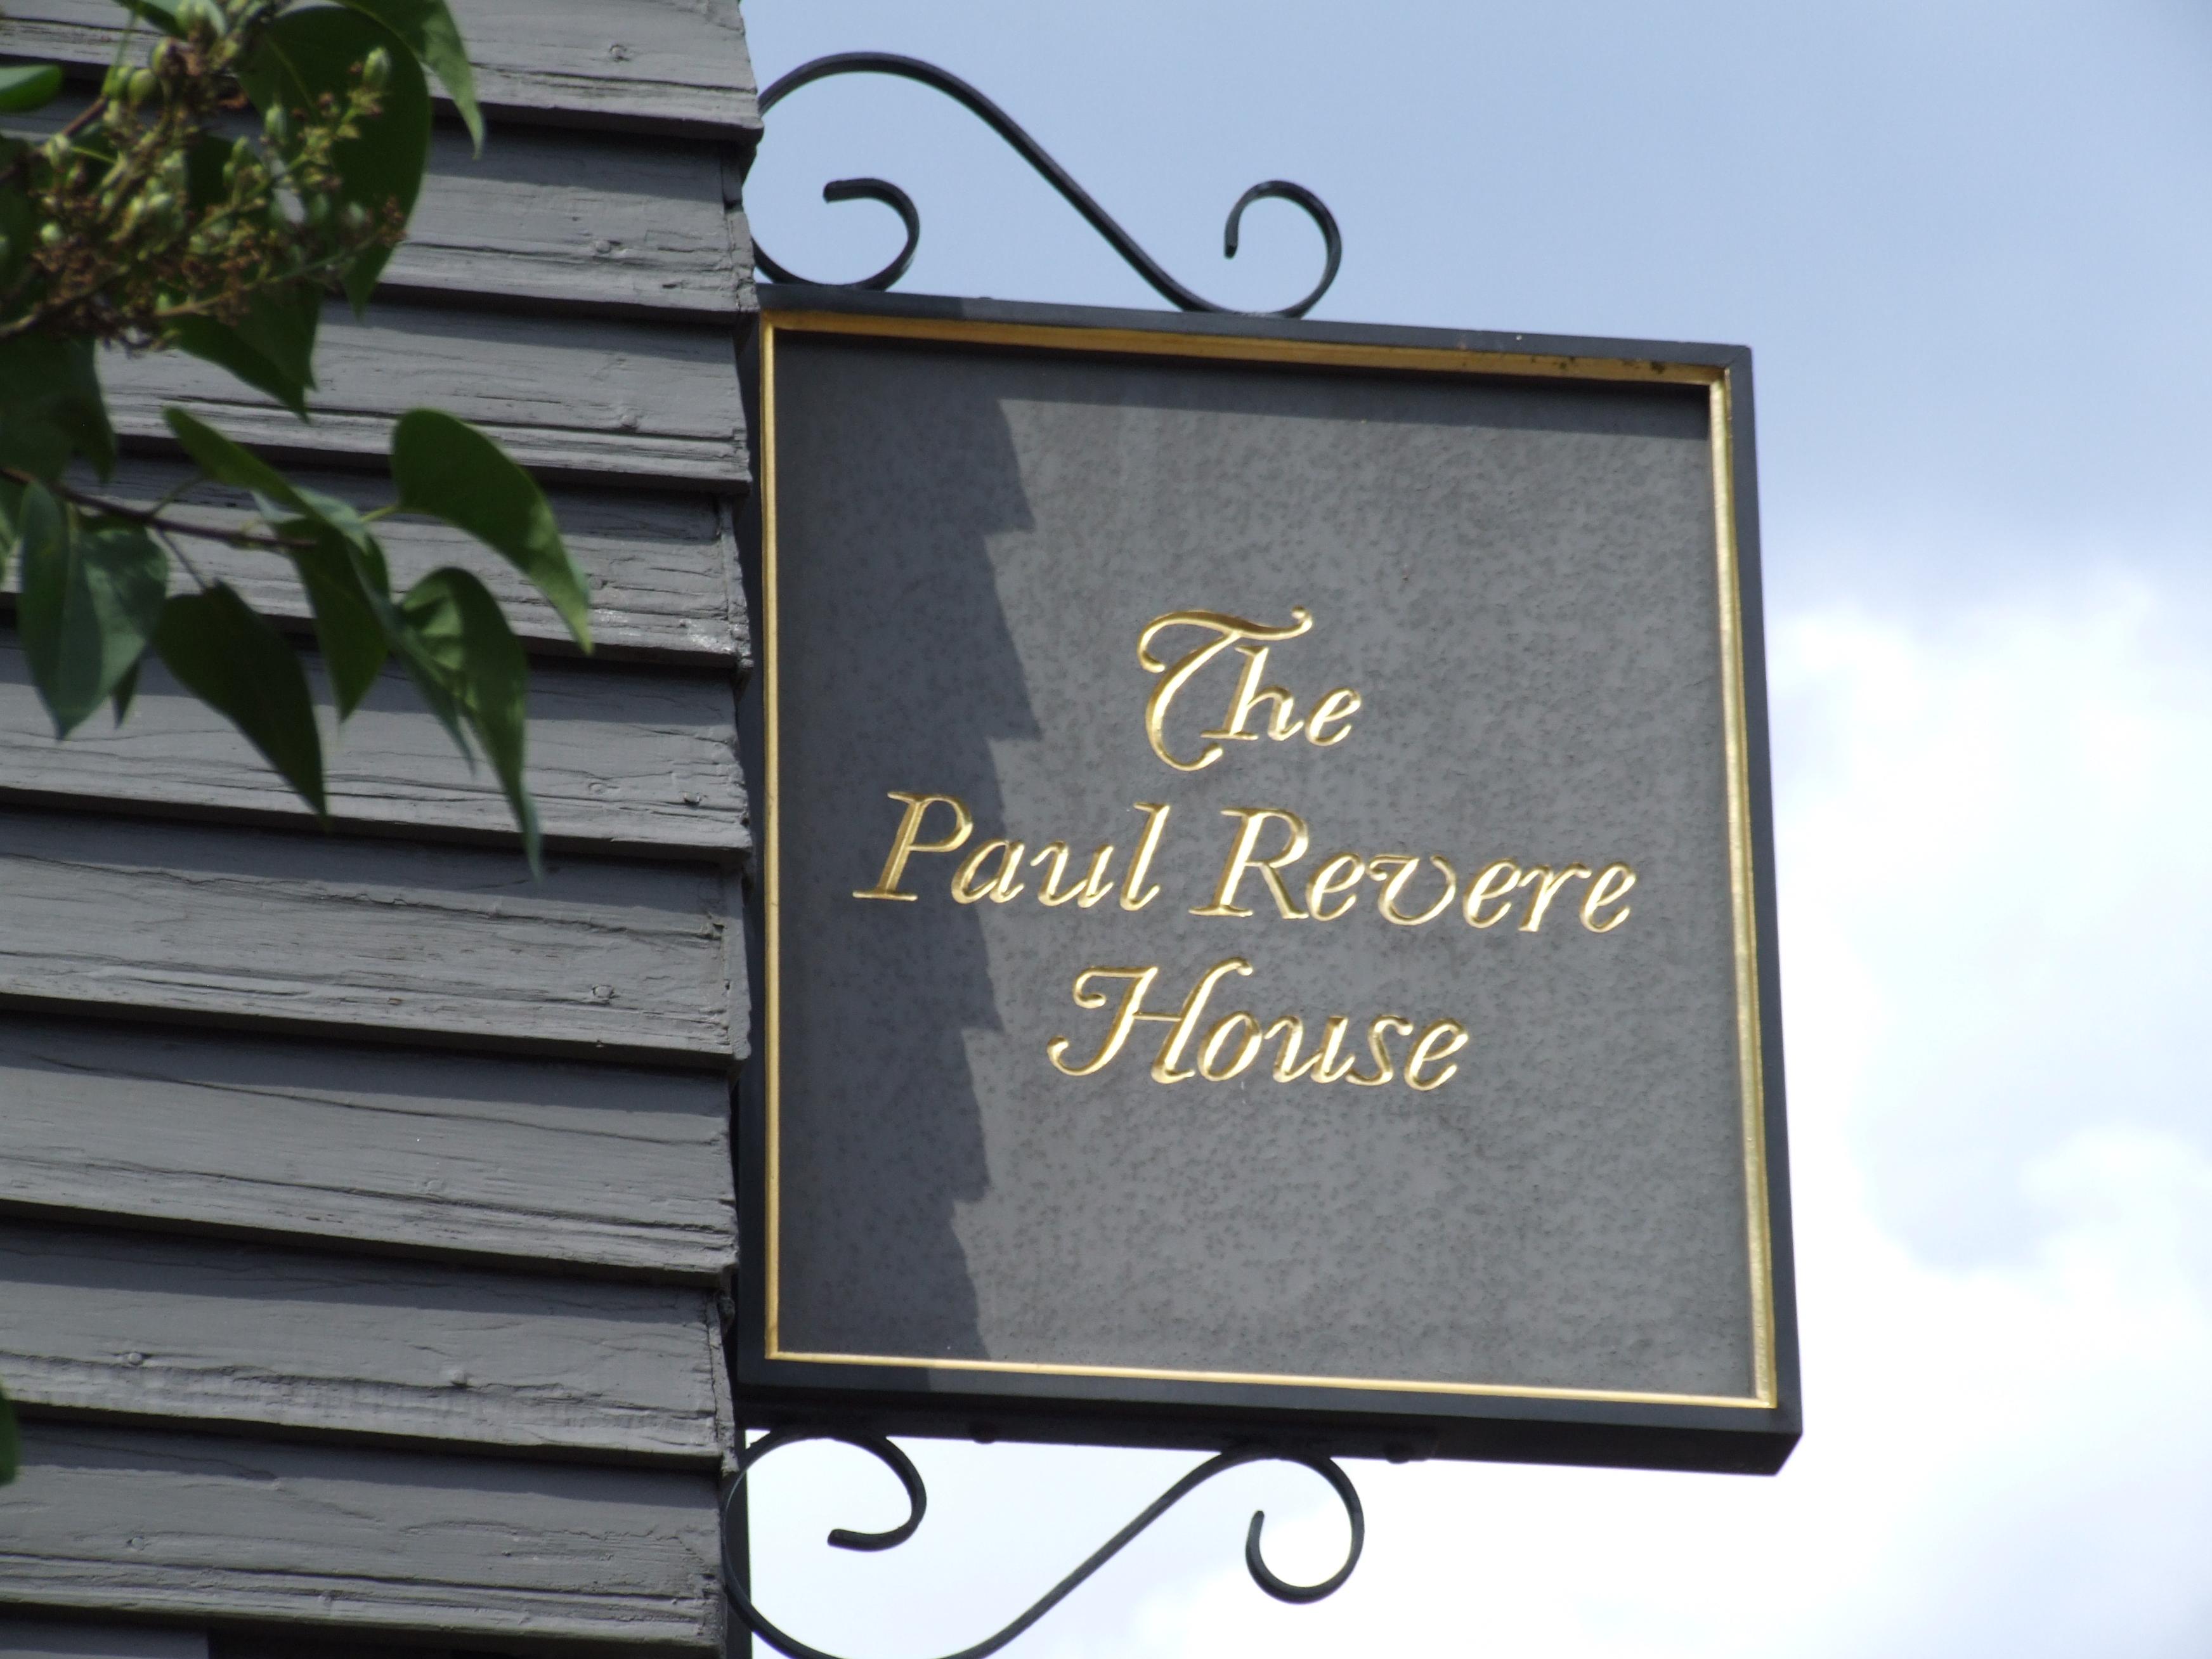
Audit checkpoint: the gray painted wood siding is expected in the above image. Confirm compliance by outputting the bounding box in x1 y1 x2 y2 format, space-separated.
0 1225 728 1462
0 635 748 856
0 809 741 1062
3 110 753 323
0 457 750 665
102 303 748 488
0 1623 207 1659
1 3 757 1648
0 1018 735 1278
4 0 762 140
4 1424 725 1649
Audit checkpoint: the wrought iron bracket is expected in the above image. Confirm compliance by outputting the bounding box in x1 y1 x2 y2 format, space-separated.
753 52 1343 318
722 1428 1365 1659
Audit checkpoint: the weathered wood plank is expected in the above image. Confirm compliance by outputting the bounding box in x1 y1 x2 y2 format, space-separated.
0 809 741 1063
100 303 747 488
0 457 749 665
1 0 761 140
0 1623 205 1659
0 1224 726 1463
3 1424 724 1649
2 111 754 321
395 123 756 318
0 633 748 855
0 1017 734 1278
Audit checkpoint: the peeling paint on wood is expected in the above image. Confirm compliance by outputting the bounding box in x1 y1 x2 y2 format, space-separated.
0 635 748 856
0 1225 727 1462
0 810 743 1063
3 1424 725 1649
0 458 750 665
101 304 748 488
3 0 762 140
0 1017 734 1277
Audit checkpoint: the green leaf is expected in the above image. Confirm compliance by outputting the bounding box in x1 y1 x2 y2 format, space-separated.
155 584 327 816
332 0 481 153
0 180 37 294
391 410 590 649
401 566 539 868
0 336 117 482
114 0 189 36
17 487 169 737
0 63 63 114
287 524 391 717
168 283 322 418
111 657 141 724
239 6 430 311
1 1379 18 1486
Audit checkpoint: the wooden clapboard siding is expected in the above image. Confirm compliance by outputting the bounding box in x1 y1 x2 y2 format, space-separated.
0 111 753 323
0 1017 734 1278
0 634 748 856
100 302 746 487
0 458 749 665
0 1224 727 1463
0 2 754 1648
4 1424 726 1649
0 1623 207 1659
3 0 761 141
0 809 741 1062
394 124 755 319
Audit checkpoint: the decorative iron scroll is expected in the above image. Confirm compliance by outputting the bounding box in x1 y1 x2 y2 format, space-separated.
722 1428 1365 1659
753 53 1344 318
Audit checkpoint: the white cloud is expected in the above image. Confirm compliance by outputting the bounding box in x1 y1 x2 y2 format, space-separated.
743 568 2212 1658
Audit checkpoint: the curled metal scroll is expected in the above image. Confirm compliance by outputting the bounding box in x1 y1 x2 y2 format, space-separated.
754 53 1343 318
723 1428 1365 1659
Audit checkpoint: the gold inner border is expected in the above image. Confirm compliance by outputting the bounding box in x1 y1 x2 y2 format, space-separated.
758 309 1778 1412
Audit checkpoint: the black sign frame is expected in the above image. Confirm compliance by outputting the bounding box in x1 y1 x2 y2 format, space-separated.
735 286 1799 1475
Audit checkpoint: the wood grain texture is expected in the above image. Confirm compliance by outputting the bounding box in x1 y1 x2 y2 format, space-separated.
0 1224 727 1463
0 1017 735 1278
0 809 742 1063
100 303 747 488
393 124 756 318
3 1424 725 1649
0 633 748 856
0 458 750 665
0 1623 206 1659
2 0 761 140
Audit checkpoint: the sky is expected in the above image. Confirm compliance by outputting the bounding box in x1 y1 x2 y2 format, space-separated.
733 3 2212 1653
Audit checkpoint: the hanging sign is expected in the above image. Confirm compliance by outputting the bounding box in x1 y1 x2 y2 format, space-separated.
738 290 1798 1473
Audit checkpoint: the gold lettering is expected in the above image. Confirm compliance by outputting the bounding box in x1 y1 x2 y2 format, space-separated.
1582 863 1637 932
1304 687 1362 746
951 839 1027 904
1047 967 1162 1076
1199 1012 1264 1081
1192 807 1311 919
1120 802 1173 911
1305 853 1365 921
1311 1016 1362 1083
1265 1015 1323 1081
1202 644 1305 743
1462 859 1521 928
1032 842 1118 908
1405 1020 1470 1091
1151 958 1256 1083
854 792 973 901
1367 854 1459 926
1136 608 1313 771
1350 1015 1416 1087
1520 864 1594 932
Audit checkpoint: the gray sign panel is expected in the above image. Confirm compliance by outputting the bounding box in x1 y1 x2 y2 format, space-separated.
738 292 1797 1472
